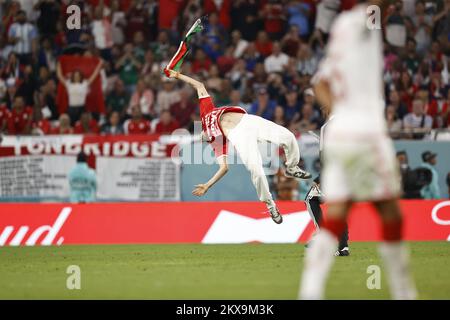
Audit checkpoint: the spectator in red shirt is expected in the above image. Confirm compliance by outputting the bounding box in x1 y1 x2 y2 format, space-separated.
254 31 273 58
0 104 10 133
203 0 231 29
124 106 150 134
125 0 149 40
51 113 74 135
7 96 33 135
155 110 180 134
31 107 51 135
262 0 285 39
74 112 100 134
192 48 212 75
169 90 196 129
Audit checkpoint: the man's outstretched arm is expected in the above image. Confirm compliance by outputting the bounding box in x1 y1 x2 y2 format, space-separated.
192 156 228 196
166 69 209 98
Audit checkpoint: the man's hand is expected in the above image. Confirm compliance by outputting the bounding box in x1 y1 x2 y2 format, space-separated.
192 184 209 196
165 68 179 79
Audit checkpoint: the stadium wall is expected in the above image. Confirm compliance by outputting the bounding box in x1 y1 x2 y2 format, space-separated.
0 200 448 246
181 141 450 201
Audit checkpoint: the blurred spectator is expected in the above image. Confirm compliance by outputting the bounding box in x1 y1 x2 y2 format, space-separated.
254 31 273 58
106 79 130 118
249 88 276 121
31 107 51 136
412 1 433 54
124 106 150 134
286 0 311 38
7 10 38 65
169 90 196 129
281 25 302 57
37 78 58 121
154 110 180 134
156 78 180 112
7 96 32 135
125 0 149 40
403 99 433 138
282 86 301 121
57 60 103 125
91 5 113 61
386 105 403 138
115 43 142 92
34 0 60 37
101 111 124 135
69 152 97 203
264 42 288 73
203 0 231 29
262 0 285 40
295 102 321 132
273 105 286 127
385 1 407 48
37 37 57 73
192 48 212 74
419 151 441 199
387 88 408 120
17 64 36 106
297 43 318 76
0 104 9 133
396 150 431 199
110 0 126 45
51 113 73 135
205 65 222 92
74 112 100 135
128 79 155 119
230 30 248 59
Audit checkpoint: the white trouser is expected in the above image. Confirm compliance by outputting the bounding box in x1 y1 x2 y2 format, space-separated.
227 114 300 203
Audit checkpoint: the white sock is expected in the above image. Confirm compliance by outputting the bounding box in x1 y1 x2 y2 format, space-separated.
378 242 417 300
299 230 338 300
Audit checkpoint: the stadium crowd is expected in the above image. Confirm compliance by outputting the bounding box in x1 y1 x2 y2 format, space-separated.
0 0 448 139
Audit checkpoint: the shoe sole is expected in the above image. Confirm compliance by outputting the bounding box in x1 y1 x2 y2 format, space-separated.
284 172 312 180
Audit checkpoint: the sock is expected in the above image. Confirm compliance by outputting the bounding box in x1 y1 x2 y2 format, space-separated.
382 219 402 241
299 229 338 299
378 242 417 300
322 216 347 240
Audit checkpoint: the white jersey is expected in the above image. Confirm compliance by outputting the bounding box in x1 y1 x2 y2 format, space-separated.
313 5 387 135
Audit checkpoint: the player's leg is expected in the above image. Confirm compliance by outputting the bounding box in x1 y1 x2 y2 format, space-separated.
299 149 351 299
373 199 417 300
227 119 282 223
299 200 351 299
251 115 311 179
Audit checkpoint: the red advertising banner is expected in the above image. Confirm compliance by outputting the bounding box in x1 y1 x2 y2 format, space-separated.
0 200 448 246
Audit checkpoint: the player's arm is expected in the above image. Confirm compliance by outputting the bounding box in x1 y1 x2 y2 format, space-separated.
166 69 209 98
192 156 229 196
313 79 333 115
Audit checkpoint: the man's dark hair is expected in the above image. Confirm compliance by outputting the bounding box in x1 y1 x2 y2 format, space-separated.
77 152 87 163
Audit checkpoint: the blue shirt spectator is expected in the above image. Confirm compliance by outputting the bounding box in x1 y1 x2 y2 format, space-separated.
287 2 311 37
69 152 97 203
249 88 277 121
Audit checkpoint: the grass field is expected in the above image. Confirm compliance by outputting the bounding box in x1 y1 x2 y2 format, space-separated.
0 242 448 299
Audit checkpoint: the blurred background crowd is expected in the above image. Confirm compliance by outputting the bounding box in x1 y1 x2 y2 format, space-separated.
0 0 448 139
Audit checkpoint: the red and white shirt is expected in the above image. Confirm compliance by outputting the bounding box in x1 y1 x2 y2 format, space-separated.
7 106 33 135
125 119 151 135
200 97 246 158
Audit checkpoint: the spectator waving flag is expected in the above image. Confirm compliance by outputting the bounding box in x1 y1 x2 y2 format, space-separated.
164 18 204 77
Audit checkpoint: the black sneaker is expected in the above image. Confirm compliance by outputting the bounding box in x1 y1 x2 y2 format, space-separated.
285 166 312 180
268 205 283 224
335 247 350 256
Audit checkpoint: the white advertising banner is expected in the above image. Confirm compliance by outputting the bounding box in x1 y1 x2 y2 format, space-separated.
96 157 180 201
0 155 76 199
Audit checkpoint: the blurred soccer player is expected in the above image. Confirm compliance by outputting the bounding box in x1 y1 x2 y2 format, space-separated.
299 1 417 299
164 67 311 224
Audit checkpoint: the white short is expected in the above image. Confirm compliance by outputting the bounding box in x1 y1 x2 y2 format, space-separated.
322 134 401 202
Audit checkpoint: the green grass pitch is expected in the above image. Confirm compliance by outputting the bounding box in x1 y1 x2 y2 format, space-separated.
0 242 448 299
